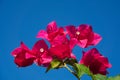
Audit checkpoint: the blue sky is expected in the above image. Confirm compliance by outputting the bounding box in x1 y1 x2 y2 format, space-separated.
0 0 120 80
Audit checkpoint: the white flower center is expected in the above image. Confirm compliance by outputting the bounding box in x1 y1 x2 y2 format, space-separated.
40 48 44 52
76 31 80 35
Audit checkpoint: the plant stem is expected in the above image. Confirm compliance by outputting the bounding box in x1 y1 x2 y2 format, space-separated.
91 75 95 80
64 64 80 80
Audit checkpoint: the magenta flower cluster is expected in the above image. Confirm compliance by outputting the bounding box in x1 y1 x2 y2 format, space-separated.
11 21 111 75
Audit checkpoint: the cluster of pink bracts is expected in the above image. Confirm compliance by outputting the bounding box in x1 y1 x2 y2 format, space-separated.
11 21 111 75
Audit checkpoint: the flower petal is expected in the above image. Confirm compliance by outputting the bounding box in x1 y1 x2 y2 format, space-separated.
78 39 88 48
32 39 48 52
92 33 102 45
49 44 70 59
47 21 57 33
36 30 48 39
14 53 35 67
11 48 22 57
41 52 53 66
66 25 76 38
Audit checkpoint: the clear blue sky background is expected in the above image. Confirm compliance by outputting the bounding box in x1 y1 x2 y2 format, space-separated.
0 0 120 80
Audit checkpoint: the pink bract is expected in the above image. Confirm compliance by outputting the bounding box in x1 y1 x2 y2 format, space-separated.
66 24 102 48
79 48 112 75
49 34 74 59
32 39 53 66
46 21 58 33
49 44 71 59
11 42 35 67
36 21 65 42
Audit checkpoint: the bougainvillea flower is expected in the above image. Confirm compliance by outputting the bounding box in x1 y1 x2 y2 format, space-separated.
36 21 65 42
50 34 69 47
49 44 71 59
46 21 58 33
79 48 112 75
32 39 52 66
48 33 75 59
11 42 35 67
66 24 102 48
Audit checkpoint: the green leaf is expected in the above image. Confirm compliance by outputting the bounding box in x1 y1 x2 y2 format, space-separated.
93 74 107 80
107 75 120 80
73 63 91 78
46 59 62 73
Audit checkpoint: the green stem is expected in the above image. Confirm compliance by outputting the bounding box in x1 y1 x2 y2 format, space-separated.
89 73 95 80
91 75 96 80
64 64 80 80
91 76 95 80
